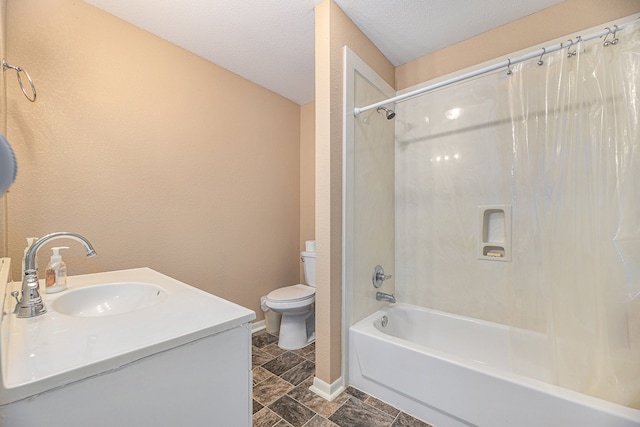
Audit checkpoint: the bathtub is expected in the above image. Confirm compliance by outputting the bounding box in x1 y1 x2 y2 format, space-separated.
349 304 640 427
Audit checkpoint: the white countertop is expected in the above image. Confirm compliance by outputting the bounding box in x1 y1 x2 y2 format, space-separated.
0 260 255 405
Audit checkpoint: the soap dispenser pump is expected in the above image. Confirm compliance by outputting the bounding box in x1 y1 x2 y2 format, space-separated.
45 246 69 294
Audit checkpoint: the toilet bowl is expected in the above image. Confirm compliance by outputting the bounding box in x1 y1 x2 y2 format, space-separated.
265 247 315 350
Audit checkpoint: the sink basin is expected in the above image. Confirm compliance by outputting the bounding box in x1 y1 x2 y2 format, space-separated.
51 282 168 317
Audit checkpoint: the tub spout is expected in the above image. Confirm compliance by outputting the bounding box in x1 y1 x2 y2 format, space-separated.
16 232 96 318
376 291 396 304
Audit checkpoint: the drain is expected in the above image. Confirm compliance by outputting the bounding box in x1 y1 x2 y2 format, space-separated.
381 315 388 327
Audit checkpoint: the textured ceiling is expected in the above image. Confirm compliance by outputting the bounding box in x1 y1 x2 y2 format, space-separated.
82 0 562 105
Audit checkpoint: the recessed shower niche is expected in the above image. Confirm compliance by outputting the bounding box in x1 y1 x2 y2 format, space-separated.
478 205 511 261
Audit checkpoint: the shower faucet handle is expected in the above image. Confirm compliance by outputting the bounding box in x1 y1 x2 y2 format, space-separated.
372 265 392 288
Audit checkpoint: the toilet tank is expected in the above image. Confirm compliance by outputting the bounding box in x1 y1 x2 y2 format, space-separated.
301 251 316 287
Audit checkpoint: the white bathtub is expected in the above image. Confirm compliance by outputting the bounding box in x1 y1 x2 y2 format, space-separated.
349 304 640 427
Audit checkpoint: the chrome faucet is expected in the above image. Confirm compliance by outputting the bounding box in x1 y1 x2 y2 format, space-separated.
376 291 396 304
15 232 96 318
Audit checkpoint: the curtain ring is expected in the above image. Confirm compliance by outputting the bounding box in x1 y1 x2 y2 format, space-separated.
603 27 612 47
566 39 576 58
574 36 584 54
537 48 546 66
611 25 619 45
506 59 513 75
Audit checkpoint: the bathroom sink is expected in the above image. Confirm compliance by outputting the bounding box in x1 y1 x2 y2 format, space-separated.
1 265 255 418
51 282 168 317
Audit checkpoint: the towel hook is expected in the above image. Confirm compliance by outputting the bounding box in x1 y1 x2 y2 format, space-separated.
537 48 546 66
2 59 36 102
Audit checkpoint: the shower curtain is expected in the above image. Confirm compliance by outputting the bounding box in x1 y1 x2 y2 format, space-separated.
504 22 640 408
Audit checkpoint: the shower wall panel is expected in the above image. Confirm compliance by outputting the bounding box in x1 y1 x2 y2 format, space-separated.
348 71 395 325
395 73 512 324
343 48 396 335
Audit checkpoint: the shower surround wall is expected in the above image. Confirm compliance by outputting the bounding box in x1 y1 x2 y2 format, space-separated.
343 49 395 328
395 72 512 324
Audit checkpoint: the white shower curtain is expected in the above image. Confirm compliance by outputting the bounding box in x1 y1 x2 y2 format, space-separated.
503 22 640 408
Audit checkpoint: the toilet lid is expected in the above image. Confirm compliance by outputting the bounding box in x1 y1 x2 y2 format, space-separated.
267 284 315 302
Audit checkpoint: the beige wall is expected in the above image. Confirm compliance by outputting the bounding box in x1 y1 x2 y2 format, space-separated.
4 0 303 320
315 0 394 386
396 0 640 90
299 101 315 281
0 0 7 256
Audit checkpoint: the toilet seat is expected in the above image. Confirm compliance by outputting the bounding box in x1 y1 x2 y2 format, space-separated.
266 284 315 304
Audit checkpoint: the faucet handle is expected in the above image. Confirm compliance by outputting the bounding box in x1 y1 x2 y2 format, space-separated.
372 265 392 288
11 291 19 302
11 291 20 313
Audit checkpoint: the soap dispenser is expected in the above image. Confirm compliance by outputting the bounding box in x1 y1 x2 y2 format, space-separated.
45 246 69 293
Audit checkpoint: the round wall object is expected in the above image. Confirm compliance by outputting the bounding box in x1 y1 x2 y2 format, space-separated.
0 134 18 196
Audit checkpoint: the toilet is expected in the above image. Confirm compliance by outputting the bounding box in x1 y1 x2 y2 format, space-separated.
265 245 315 350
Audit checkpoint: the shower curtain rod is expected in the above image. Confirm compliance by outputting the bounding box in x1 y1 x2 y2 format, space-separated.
353 19 637 117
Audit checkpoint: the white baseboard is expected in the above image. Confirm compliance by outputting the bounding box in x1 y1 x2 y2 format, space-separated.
252 320 265 334
309 376 345 401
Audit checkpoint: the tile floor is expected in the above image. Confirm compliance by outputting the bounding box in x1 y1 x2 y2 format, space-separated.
252 330 434 427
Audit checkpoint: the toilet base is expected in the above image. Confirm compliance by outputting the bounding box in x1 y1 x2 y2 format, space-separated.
277 311 315 350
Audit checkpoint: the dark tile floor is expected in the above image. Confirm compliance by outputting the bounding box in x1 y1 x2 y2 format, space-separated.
252 330 434 427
